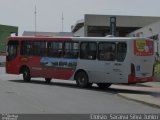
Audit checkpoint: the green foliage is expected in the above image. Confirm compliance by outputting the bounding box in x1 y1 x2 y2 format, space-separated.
154 60 160 77
0 25 18 52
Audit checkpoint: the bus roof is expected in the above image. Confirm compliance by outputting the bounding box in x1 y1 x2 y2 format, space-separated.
8 36 151 42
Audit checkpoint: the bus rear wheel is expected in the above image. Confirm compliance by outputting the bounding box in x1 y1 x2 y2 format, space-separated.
23 67 31 82
97 83 111 89
75 71 91 88
45 78 51 83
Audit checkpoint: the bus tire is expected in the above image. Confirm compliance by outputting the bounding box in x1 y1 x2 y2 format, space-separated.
23 67 31 82
75 71 91 88
97 83 111 89
45 78 51 83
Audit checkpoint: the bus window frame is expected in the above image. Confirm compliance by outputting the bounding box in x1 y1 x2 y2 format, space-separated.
98 42 116 61
20 40 48 57
64 41 79 59
7 40 19 61
32 41 48 57
48 41 63 58
116 42 127 62
20 40 33 56
80 41 97 60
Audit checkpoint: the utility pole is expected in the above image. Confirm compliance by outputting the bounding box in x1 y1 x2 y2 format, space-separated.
34 3 37 36
62 12 64 32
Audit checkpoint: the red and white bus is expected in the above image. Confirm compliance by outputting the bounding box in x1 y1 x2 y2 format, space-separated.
6 36 155 89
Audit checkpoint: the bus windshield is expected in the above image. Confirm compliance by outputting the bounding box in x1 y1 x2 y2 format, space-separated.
7 41 18 61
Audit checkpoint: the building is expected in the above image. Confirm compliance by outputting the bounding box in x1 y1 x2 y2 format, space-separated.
71 14 160 37
23 31 73 37
127 21 160 55
0 24 18 55
71 14 160 56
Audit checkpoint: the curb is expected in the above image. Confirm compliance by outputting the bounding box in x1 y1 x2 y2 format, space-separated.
118 93 160 109
139 82 160 88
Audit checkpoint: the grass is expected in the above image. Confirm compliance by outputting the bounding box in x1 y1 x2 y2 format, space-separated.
154 61 160 78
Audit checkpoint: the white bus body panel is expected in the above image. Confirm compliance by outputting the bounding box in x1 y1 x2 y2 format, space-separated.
73 37 154 84
129 39 154 78
75 39 131 84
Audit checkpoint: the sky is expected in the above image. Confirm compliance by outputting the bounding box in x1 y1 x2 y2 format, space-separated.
0 0 160 35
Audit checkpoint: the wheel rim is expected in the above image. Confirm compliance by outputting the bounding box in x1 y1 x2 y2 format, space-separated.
24 70 28 79
79 76 85 85
23 68 30 81
76 71 90 88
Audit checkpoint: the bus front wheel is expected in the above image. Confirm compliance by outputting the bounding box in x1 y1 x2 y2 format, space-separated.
75 71 91 88
97 83 111 89
23 68 31 82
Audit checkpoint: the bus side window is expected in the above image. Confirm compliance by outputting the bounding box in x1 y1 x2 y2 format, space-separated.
40 41 47 56
64 42 79 58
48 42 63 58
32 41 47 56
117 43 127 62
98 42 116 61
80 42 97 60
21 41 33 56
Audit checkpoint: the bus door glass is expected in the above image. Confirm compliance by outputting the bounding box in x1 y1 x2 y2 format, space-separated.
6 40 19 74
80 42 98 82
133 39 154 77
112 42 127 83
98 42 116 82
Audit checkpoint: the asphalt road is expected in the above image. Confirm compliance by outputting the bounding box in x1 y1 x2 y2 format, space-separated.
0 67 159 113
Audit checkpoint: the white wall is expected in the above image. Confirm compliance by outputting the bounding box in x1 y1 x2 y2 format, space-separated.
0 56 5 63
73 26 85 37
127 21 160 54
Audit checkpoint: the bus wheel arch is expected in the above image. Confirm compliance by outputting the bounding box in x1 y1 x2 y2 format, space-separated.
74 69 92 88
20 65 31 82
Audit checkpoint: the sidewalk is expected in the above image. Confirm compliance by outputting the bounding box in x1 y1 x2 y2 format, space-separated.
154 74 160 82
114 82 160 109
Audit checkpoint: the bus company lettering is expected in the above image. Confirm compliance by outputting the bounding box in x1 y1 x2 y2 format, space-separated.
110 114 129 120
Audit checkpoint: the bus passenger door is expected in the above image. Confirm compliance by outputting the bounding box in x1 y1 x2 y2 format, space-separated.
79 42 109 83
103 61 113 82
97 42 116 83
78 59 109 83
111 42 127 83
